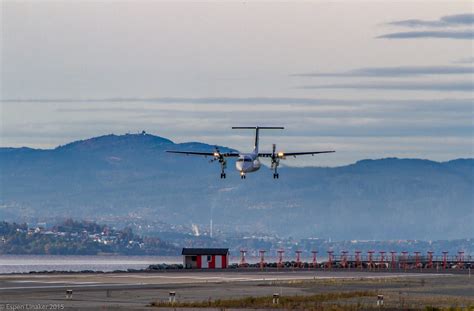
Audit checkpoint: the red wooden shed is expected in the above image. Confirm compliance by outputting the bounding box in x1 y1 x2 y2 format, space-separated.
182 248 229 269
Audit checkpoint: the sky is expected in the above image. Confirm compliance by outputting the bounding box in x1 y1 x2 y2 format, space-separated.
1 1 473 166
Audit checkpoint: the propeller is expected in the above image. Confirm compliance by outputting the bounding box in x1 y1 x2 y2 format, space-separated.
209 147 221 161
270 144 280 169
210 146 227 169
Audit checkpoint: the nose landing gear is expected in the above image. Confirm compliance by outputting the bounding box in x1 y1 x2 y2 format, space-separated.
240 172 246 179
220 173 226 179
273 173 279 179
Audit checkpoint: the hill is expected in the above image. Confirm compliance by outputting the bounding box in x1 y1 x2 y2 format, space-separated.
0 219 177 255
0 133 472 240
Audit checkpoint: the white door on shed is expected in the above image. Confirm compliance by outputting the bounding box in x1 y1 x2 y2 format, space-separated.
215 255 222 268
201 255 209 268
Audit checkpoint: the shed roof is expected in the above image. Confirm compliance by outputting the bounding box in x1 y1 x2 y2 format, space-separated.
182 248 229 256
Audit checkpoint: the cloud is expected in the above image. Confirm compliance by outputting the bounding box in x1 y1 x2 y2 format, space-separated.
454 57 474 64
377 30 473 40
1 97 333 104
379 14 474 40
54 102 473 125
387 13 474 28
299 81 474 92
293 66 474 77
6 102 473 140
3 97 473 109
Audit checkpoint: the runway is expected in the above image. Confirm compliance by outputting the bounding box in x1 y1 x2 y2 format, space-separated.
0 270 471 310
0 270 446 290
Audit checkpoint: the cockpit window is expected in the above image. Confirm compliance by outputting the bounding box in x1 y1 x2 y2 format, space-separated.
238 158 252 162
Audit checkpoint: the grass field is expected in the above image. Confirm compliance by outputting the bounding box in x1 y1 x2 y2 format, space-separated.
150 275 474 310
151 291 376 309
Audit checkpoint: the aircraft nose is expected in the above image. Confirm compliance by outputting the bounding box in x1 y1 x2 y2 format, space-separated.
236 161 243 171
235 160 250 172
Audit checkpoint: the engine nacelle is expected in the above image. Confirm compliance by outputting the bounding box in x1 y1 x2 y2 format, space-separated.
271 144 283 169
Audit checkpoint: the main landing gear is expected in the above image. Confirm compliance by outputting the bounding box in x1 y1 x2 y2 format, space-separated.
219 162 226 179
271 144 281 179
211 148 227 179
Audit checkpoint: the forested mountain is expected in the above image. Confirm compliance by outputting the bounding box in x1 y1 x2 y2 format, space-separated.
1 133 472 240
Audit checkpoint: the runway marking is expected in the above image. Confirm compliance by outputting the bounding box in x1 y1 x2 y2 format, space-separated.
109 275 260 280
0 272 452 291
11 280 101 284
103 273 450 283
0 283 141 291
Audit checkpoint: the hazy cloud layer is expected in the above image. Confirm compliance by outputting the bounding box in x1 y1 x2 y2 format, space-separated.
455 57 474 64
2 97 472 166
377 30 473 40
387 13 474 28
300 81 474 92
293 66 474 77
1 97 343 104
3 97 474 106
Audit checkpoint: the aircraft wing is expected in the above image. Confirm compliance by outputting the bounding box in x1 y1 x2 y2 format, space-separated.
259 150 335 157
166 150 240 157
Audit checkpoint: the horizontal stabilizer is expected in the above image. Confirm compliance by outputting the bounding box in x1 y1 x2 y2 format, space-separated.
232 126 284 129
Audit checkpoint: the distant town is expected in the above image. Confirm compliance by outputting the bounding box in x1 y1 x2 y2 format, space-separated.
1 218 472 258
0 219 177 255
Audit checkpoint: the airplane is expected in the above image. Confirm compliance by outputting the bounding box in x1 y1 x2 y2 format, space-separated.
166 126 335 179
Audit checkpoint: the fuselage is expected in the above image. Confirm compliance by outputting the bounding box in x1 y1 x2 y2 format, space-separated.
235 152 261 174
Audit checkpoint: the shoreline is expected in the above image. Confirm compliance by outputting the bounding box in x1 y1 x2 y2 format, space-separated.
1 262 471 276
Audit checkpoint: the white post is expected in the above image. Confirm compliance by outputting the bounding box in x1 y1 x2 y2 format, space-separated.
273 293 280 304
377 294 384 306
169 291 176 304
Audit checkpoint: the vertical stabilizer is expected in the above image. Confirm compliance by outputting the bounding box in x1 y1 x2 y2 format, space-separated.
231 126 284 154
254 127 260 153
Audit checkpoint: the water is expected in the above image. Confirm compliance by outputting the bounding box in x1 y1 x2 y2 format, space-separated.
0 255 322 274
0 255 183 274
